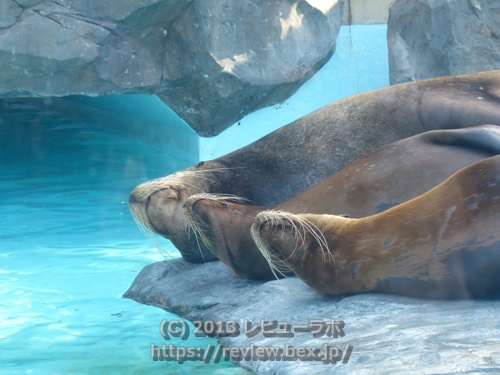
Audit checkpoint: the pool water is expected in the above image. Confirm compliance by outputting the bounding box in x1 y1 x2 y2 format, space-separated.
0 102 250 375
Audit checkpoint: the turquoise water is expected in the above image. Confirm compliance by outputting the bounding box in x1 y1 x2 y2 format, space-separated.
0 102 249 375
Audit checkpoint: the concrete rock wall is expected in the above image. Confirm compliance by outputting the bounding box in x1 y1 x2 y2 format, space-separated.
0 0 344 136
388 0 500 84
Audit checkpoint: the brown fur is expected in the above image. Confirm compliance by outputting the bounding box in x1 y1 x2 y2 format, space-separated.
252 155 500 299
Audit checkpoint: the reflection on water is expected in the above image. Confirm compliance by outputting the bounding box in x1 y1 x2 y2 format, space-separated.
0 99 249 375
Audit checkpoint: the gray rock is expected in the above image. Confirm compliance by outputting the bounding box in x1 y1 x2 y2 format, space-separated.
0 0 23 28
0 0 343 136
388 0 500 84
158 0 344 136
124 259 500 374
15 0 44 7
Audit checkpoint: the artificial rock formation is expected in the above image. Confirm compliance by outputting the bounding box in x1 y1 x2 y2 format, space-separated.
124 259 500 375
0 0 344 136
388 0 500 84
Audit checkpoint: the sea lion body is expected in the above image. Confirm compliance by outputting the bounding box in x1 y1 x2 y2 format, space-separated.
182 125 500 280
129 71 500 263
251 155 500 299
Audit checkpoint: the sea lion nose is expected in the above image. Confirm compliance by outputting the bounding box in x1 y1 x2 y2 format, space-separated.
259 220 272 234
128 194 139 204
183 201 188 208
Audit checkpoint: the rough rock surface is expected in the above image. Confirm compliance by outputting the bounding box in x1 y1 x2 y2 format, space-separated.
0 0 343 136
124 259 500 375
388 0 500 84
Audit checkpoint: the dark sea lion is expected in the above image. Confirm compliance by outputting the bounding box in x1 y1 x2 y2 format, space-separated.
129 71 500 263
251 154 500 299
181 125 500 280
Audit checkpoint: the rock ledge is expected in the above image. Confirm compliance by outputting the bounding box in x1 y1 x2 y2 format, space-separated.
125 259 500 375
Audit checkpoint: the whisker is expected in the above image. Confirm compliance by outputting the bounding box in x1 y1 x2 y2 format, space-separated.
181 192 251 259
252 210 335 280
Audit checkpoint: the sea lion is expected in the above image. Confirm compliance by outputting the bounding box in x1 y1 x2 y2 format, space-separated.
251 154 500 299
182 125 500 280
129 71 500 263
181 194 276 279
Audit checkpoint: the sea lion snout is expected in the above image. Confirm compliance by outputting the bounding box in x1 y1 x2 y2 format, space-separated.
183 196 214 227
253 213 280 241
252 212 303 258
127 182 218 262
128 194 138 205
252 211 339 287
128 183 188 234
182 194 289 280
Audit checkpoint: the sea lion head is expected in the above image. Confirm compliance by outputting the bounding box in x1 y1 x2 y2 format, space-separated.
251 210 344 292
128 164 223 263
181 193 250 256
182 193 283 280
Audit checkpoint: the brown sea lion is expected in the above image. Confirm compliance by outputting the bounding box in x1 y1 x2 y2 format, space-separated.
129 71 500 263
182 125 500 280
251 154 500 299
181 194 280 279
